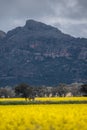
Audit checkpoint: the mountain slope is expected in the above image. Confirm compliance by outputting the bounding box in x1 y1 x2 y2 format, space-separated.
0 20 87 86
0 30 6 40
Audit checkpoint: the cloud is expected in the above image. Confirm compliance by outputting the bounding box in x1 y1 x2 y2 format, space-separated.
0 0 87 38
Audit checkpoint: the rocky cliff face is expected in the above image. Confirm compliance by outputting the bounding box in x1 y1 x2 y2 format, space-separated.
0 20 87 86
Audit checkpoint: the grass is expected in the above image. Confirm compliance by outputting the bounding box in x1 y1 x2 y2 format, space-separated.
0 98 87 105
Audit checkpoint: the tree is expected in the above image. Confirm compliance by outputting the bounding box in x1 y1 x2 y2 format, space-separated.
80 84 87 96
57 83 69 97
0 86 15 98
15 83 35 100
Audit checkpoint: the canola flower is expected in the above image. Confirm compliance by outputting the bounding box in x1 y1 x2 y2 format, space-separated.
36 97 87 101
0 104 87 130
0 97 87 102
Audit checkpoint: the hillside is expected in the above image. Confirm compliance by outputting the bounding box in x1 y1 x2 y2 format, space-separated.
0 30 6 40
0 20 87 86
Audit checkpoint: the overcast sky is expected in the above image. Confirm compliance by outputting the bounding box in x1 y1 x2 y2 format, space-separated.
0 0 87 38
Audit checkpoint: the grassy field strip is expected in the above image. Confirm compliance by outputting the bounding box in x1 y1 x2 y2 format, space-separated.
0 97 87 105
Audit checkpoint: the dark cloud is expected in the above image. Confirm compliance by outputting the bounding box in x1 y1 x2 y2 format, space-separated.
0 0 87 38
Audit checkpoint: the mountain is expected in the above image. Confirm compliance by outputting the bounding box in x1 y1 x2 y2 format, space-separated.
0 19 87 86
0 30 6 39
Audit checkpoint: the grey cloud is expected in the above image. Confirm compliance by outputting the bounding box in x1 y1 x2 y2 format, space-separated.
50 0 87 19
55 22 87 38
0 0 53 18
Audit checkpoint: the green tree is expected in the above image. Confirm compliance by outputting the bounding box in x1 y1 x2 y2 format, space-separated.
80 84 87 96
57 83 69 97
15 83 35 100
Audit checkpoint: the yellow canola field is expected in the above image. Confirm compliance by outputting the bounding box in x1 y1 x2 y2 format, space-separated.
0 104 87 130
0 97 87 101
36 97 87 101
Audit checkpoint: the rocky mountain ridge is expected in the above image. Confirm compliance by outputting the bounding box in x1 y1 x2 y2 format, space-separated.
0 20 87 86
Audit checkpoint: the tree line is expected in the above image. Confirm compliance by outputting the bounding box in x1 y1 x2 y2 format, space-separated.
0 83 87 99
